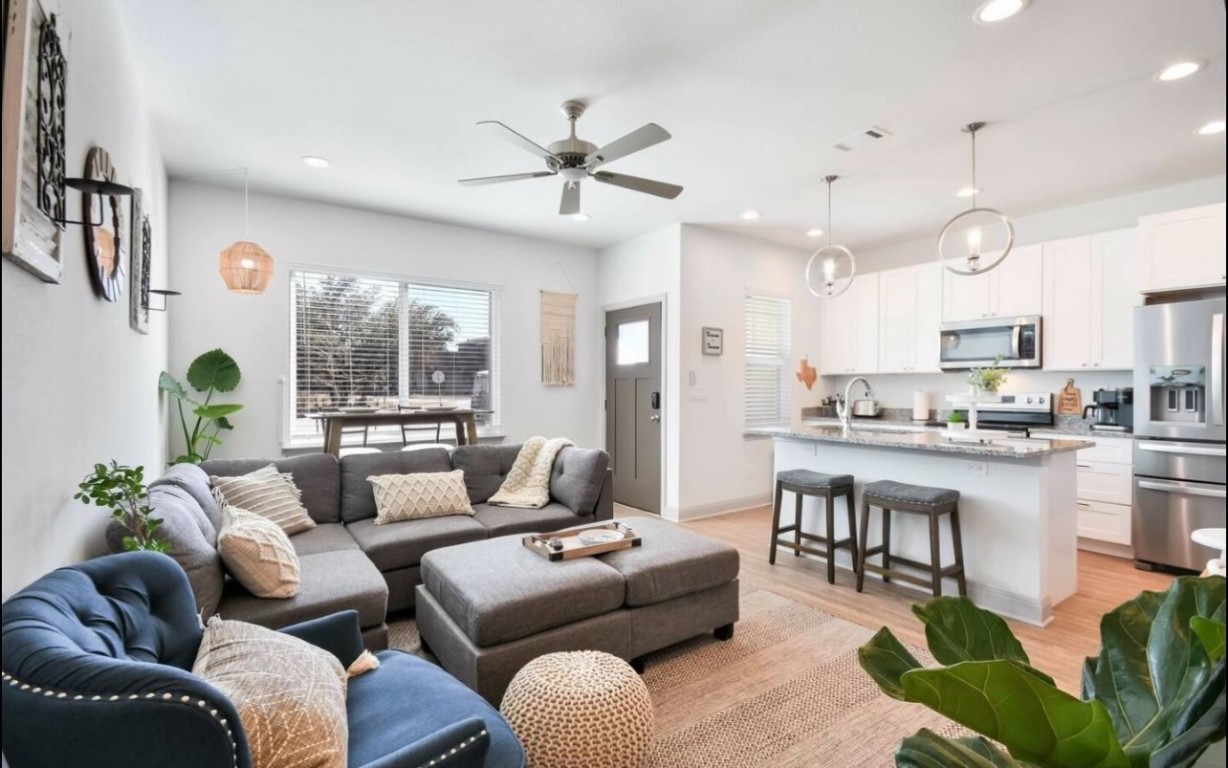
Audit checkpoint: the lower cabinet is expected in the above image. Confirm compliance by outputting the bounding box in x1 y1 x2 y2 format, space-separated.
1076 499 1132 546
1036 433 1134 554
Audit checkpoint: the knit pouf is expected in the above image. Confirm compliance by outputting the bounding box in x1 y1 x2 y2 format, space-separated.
500 651 654 768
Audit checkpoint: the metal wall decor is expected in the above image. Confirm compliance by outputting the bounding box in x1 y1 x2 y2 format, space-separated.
82 146 127 301
937 122 1014 276
804 175 856 299
129 188 150 332
2 0 64 282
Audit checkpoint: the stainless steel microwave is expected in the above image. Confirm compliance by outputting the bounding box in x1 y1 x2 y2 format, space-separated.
939 316 1042 370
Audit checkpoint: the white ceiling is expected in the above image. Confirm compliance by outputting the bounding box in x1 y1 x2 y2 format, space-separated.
116 0 1226 252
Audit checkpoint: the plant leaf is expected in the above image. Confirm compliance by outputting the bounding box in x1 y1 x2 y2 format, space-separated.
1147 656 1225 768
896 729 1037 768
1189 616 1225 664
901 661 1129 768
157 371 193 401
186 349 241 393
193 403 243 419
858 626 923 700
912 597 1054 686
214 416 235 431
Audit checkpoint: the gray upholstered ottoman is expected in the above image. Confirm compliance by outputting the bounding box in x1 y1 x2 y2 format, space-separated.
415 516 740 704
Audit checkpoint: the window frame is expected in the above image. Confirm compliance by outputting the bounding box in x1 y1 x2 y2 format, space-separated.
743 291 793 428
285 264 501 448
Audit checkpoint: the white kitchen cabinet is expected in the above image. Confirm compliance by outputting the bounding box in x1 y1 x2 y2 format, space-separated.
1076 500 1132 546
818 274 879 375
1139 203 1227 293
877 264 942 373
1075 460 1132 506
1043 230 1140 371
852 274 880 374
1033 433 1134 551
942 244 1042 321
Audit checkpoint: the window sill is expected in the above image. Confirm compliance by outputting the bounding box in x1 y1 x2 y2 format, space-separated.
282 429 507 457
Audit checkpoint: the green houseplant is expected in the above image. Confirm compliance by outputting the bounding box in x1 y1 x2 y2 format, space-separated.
75 461 168 553
159 348 243 464
946 411 968 432
858 576 1226 768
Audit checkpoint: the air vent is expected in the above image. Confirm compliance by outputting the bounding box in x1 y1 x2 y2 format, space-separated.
834 125 892 152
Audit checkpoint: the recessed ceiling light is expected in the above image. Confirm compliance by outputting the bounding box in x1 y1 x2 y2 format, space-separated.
956 187 982 198
1197 120 1226 136
973 0 1029 24
741 209 761 221
301 156 331 169
571 213 591 222
1155 60 1205 82
806 228 824 238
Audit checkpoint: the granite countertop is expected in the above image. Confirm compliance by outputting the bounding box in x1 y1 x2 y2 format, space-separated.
746 423 1092 459
798 412 1131 438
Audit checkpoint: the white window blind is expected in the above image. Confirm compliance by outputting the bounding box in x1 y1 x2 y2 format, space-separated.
290 270 498 445
744 293 792 427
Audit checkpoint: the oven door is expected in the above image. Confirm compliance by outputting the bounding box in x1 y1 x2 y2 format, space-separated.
1133 476 1227 571
940 316 1041 370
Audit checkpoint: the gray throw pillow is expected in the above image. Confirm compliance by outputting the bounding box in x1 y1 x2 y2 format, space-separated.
549 447 611 515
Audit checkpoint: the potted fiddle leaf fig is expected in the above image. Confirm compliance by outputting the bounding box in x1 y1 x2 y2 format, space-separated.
159 348 243 464
858 576 1226 768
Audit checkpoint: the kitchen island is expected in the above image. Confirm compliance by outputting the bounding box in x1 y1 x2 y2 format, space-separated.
748 423 1092 625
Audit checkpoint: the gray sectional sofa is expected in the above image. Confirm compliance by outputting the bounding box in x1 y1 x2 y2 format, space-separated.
112 444 612 649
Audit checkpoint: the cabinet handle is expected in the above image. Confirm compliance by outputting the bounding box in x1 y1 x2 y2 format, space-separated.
1093 362 1100 367
1077 464 1092 468
1076 502 1091 507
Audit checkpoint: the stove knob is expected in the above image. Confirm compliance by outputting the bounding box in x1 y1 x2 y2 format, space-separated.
1038 396 1046 404
1025 396 1033 404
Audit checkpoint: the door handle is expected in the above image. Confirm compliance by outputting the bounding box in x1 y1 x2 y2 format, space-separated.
649 415 661 422
1212 312 1223 427
1138 480 1227 499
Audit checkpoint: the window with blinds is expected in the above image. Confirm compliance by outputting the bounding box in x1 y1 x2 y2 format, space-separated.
290 270 498 444
744 293 792 427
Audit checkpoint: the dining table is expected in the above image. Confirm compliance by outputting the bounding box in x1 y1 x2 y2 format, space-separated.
311 408 480 457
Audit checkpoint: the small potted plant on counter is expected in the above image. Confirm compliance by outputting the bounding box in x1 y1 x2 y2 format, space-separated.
945 411 967 433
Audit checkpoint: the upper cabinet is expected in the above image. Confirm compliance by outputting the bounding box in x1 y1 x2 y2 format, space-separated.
942 244 1043 322
1138 203 1226 293
818 273 879 376
1043 230 1140 371
879 263 942 373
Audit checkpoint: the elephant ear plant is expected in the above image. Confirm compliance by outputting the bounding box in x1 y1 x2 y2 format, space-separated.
159 348 243 464
858 577 1226 768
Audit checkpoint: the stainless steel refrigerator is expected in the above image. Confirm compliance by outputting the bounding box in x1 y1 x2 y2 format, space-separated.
1132 296 1226 572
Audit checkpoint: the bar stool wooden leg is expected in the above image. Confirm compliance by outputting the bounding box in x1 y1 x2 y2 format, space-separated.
794 490 804 557
768 481 784 565
950 503 968 596
824 492 836 584
928 511 943 598
880 506 892 584
844 488 859 574
856 497 871 592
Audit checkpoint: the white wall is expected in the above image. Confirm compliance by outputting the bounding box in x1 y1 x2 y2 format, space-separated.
597 225 682 517
168 181 601 458
1 0 169 597
678 225 819 518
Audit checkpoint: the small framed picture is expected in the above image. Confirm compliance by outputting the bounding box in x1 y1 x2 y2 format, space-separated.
702 327 723 356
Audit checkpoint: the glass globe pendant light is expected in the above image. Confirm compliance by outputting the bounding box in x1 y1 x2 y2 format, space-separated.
805 175 856 298
937 122 1014 276
219 169 274 295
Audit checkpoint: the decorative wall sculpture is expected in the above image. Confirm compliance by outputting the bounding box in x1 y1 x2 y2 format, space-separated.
1 0 64 282
129 188 151 333
540 290 576 386
82 146 126 301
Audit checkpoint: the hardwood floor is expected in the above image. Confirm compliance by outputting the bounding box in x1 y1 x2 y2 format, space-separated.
619 503 1174 693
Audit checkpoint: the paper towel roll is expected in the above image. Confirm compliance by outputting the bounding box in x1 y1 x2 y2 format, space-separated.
912 390 930 421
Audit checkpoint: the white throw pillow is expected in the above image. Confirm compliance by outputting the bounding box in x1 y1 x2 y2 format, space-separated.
217 505 301 598
211 465 316 535
369 470 474 524
193 616 347 768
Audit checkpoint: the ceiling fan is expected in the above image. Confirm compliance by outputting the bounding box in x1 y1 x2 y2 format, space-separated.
458 100 683 216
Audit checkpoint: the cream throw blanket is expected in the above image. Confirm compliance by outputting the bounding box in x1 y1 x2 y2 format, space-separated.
487 436 574 509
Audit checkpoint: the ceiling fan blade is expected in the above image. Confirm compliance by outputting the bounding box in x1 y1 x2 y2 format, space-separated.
585 123 672 169
477 120 556 161
591 171 683 200
559 181 581 215
458 171 555 186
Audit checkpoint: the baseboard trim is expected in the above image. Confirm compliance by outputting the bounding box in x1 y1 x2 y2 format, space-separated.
1077 538 1134 560
679 494 772 522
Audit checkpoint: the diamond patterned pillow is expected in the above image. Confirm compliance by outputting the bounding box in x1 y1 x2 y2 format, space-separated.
217 505 301 598
211 464 316 535
369 470 474 524
193 616 347 768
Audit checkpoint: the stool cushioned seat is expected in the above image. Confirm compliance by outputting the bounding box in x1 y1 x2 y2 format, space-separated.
776 469 854 489
864 479 959 507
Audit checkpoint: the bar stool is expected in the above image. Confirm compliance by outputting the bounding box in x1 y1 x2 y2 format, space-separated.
768 469 858 584
856 480 966 597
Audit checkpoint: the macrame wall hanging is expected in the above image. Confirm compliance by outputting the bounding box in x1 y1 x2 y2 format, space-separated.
541 290 577 386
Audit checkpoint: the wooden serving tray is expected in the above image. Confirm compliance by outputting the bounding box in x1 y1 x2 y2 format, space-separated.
523 521 642 562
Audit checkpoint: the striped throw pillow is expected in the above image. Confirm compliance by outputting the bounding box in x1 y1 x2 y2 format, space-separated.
211 465 316 535
369 470 474 524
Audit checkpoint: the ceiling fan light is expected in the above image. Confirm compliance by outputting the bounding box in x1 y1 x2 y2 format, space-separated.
220 240 274 295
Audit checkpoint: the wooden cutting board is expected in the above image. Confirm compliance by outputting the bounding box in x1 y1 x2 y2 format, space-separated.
1057 379 1083 416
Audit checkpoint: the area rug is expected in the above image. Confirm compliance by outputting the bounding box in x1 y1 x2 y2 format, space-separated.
389 589 964 767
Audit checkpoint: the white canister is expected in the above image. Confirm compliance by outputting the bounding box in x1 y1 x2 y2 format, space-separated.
912 390 930 421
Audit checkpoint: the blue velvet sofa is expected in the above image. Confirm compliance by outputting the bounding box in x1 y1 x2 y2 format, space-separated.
1 552 526 768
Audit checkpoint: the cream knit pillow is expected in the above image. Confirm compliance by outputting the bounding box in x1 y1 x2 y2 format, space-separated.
369 470 474 524
211 464 316 535
193 616 347 768
217 505 301 598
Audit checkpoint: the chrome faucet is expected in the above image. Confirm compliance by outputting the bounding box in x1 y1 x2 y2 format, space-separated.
837 376 875 429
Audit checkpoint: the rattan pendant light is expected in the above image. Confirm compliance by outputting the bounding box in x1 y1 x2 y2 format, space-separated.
219 170 273 294
937 122 1014 276
804 175 856 298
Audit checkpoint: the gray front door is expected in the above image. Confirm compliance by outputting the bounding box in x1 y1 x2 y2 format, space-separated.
605 303 663 514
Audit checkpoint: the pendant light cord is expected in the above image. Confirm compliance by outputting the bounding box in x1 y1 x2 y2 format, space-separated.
826 177 833 245
243 168 250 240
970 130 978 209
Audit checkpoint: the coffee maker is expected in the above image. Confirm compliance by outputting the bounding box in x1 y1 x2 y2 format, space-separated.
1082 388 1134 432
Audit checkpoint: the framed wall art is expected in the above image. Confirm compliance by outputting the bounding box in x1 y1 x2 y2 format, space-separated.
2 0 66 283
540 290 576 386
702 326 724 356
129 187 151 333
